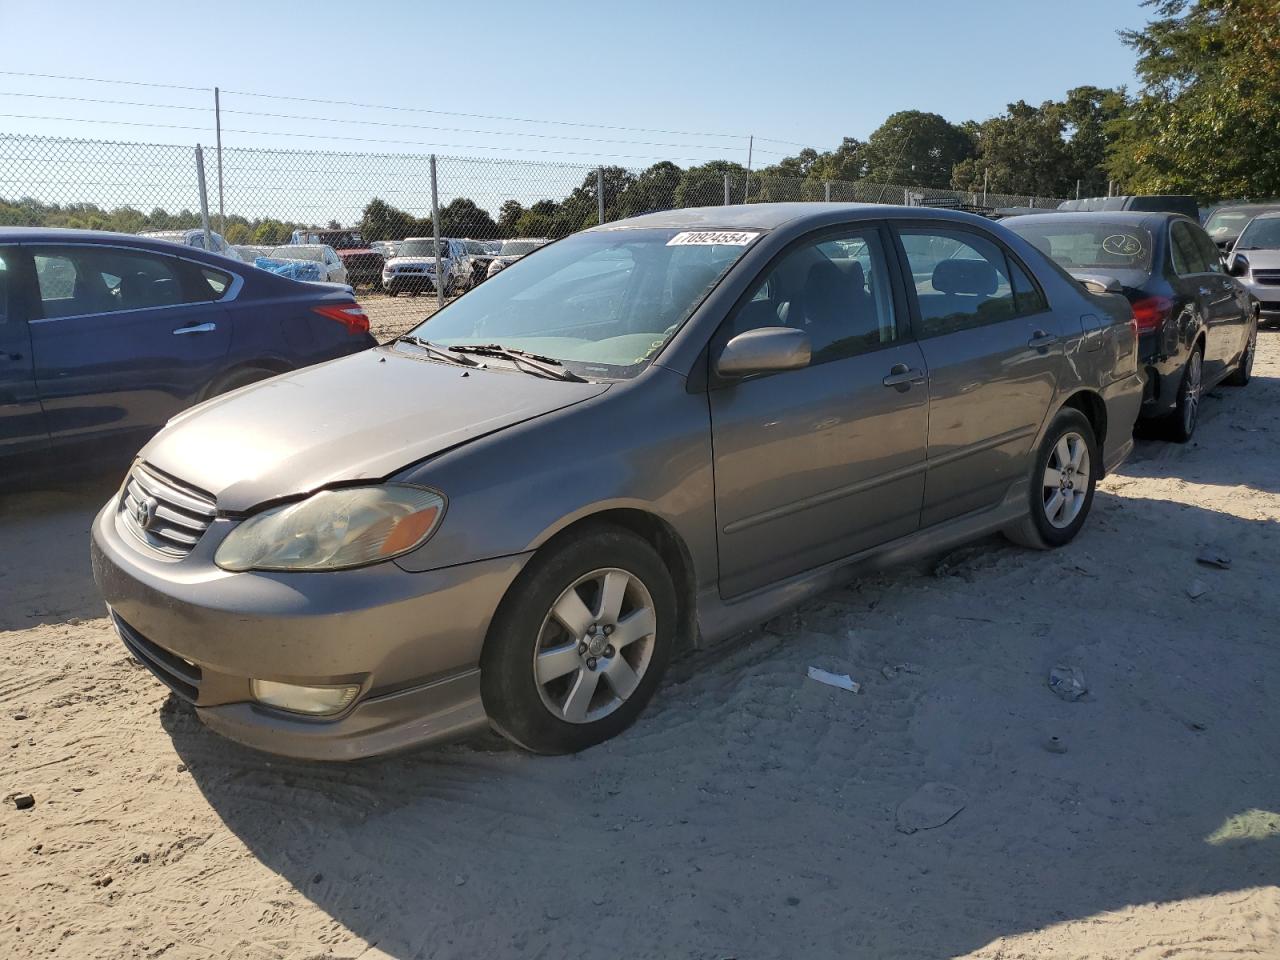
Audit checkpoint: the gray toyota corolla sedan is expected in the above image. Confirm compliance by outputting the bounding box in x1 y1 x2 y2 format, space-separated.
91 204 1143 759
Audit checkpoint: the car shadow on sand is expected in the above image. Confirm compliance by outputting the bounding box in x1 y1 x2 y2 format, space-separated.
161 488 1279 959
0 474 120 631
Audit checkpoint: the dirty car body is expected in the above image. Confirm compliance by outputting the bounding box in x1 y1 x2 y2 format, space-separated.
91 204 1143 760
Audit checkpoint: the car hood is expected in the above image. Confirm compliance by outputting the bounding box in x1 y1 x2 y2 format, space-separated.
143 346 610 511
1237 248 1280 270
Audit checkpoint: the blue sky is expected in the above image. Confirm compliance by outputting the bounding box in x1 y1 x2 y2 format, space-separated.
0 0 1154 222
1 0 1152 165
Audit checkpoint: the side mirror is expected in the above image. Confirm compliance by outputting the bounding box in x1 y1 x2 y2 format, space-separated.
1228 254 1249 277
715 327 811 378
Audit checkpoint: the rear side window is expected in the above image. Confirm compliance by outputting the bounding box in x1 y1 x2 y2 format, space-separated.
197 266 233 300
1171 221 1212 275
896 228 1018 337
1189 224 1223 273
0 248 10 323
31 245 220 318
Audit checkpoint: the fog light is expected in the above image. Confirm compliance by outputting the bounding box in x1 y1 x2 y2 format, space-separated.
251 680 359 716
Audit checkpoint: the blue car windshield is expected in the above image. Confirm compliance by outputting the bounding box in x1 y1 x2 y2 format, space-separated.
409 227 759 378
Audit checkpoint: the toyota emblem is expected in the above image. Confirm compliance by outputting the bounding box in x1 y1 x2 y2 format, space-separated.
134 496 159 531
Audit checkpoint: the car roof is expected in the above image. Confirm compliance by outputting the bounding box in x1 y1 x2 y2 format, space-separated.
1250 210 1280 221
1003 211 1184 231
0 226 246 265
593 203 1005 232
1208 202 1280 215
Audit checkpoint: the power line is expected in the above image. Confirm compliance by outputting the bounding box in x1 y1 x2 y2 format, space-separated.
0 69 207 93
0 91 765 153
0 113 748 163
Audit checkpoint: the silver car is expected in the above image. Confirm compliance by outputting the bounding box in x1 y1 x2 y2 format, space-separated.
91 204 1143 759
1227 210 1280 324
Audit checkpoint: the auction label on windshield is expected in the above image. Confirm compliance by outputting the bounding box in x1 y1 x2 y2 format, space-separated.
666 231 760 246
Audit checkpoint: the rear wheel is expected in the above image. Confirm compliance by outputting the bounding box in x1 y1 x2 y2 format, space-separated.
480 525 676 754
1165 345 1203 442
1224 323 1256 386
1004 408 1098 550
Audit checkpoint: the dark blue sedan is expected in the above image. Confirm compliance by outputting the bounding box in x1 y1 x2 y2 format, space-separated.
0 228 375 483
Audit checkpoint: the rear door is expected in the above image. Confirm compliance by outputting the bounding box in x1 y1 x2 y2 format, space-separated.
892 224 1063 527
0 245 49 463
709 223 930 598
27 243 234 460
1169 220 1239 379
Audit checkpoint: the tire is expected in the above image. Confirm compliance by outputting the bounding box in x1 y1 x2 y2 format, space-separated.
1224 323 1256 387
1003 408 1099 550
204 365 278 400
387 290 398 298
480 524 677 754
1164 344 1204 443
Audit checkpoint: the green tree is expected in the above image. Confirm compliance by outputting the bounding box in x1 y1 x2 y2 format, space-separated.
1058 85 1128 196
438 198 499 238
676 160 748 207
863 111 973 188
1108 0 1280 200
617 161 681 217
497 199 525 236
951 100 1074 198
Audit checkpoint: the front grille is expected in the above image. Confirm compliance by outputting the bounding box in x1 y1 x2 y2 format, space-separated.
119 462 216 559
113 613 201 702
1251 269 1280 286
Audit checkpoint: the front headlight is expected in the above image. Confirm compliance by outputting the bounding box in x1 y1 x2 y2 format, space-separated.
215 485 445 572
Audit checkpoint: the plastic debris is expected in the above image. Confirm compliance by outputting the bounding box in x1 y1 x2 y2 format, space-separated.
1196 546 1231 570
1186 579 1208 600
896 782 967 834
807 667 861 693
1048 664 1087 701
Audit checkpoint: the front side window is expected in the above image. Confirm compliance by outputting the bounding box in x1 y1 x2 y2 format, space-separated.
411 227 756 378
32 246 193 318
728 228 898 364
897 228 1017 337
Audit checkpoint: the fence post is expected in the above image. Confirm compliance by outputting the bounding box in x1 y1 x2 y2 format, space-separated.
824 181 832 202
430 154 444 310
597 167 606 226
194 144 212 251
214 87 225 236
724 173 730 206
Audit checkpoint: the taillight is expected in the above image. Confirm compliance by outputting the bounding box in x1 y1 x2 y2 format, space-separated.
312 302 370 335
1130 295 1174 334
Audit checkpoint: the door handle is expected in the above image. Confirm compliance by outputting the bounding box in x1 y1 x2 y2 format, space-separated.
173 322 217 335
1028 331 1058 351
4 352 21 362
882 363 925 390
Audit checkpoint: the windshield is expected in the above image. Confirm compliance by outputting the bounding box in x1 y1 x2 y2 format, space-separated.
398 239 444 258
1004 220 1154 273
500 239 545 256
464 240 488 255
1205 209 1267 238
408 227 758 379
275 246 325 262
1236 217 1280 250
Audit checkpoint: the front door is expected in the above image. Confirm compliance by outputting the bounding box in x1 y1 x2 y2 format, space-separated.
0 245 49 465
27 243 232 462
709 225 930 598
892 225 1063 527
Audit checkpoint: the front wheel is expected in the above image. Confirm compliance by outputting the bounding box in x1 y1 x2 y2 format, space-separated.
480 525 676 754
1004 408 1098 550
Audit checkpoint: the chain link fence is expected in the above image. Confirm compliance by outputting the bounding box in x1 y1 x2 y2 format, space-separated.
0 132 1066 339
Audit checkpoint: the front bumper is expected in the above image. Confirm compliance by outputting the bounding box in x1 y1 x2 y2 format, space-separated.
383 273 436 293
90 496 530 759
1240 281 1280 319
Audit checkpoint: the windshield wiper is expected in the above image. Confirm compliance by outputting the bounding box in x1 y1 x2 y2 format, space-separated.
393 335 480 367
448 343 587 382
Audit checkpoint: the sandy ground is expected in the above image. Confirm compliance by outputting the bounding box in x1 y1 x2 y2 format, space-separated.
1 333 1278 960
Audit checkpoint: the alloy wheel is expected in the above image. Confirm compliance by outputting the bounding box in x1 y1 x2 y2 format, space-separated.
533 568 657 724
1042 432 1091 530
1183 350 1203 435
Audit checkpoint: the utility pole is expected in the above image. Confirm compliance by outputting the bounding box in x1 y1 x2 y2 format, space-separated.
194 145 212 251
213 87 225 236
597 167 605 226
982 169 988 206
430 154 444 310
743 135 753 202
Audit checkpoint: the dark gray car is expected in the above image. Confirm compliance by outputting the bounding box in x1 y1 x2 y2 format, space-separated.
91 204 1143 759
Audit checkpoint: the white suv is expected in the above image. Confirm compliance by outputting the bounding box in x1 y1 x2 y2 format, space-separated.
381 237 467 296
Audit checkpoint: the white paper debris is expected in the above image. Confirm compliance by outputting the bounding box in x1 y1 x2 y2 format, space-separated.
807 666 861 693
